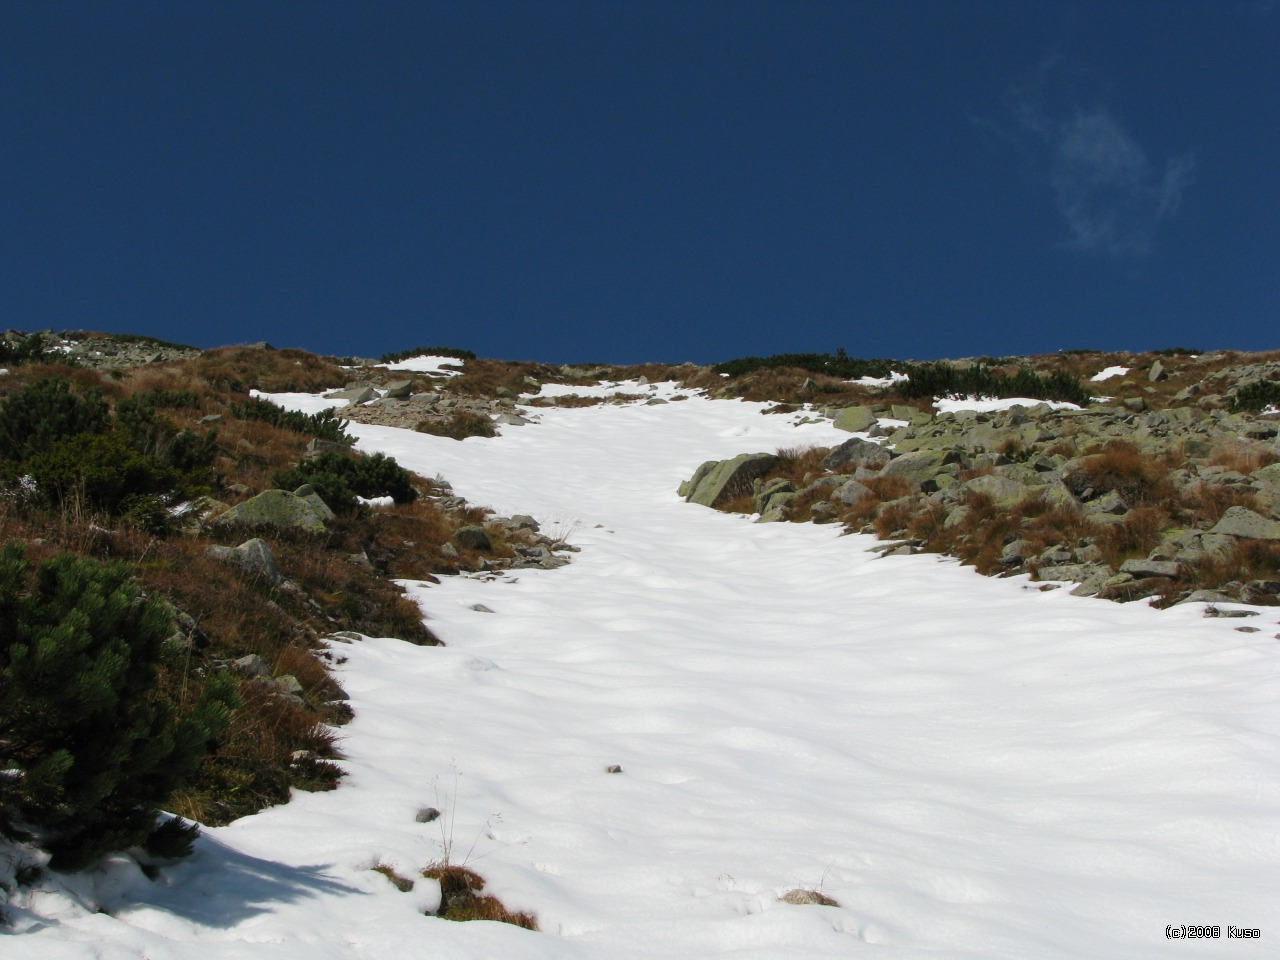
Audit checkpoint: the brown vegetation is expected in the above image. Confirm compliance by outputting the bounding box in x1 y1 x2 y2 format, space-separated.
423 864 538 930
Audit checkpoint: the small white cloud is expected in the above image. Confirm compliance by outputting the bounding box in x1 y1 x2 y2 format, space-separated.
1049 109 1194 256
1002 67 1194 259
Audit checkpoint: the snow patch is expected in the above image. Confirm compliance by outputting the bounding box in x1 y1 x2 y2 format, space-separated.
383 354 466 376
1089 366 1130 382
934 396 1082 414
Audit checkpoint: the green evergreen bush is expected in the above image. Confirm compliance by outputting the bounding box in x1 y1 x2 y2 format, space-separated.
25 431 183 515
0 541 236 870
0 378 109 464
1231 380 1280 413
230 396 352 444
273 451 418 513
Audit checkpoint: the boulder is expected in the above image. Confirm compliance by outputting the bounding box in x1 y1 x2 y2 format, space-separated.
889 404 930 425
753 478 794 514
211 489 328 534
758 491 796 522
878 449 960 491
292 484 336 521
383 379 413 399
1119 558 1181 578
325 385 378 404
680 453 781 507
832 405 877 433
820 437 891 472
1209 506 1280 540
453 525 493 551
831 478 873 506
207 537 284 582
961 474 1030 506
1251 462 1280 486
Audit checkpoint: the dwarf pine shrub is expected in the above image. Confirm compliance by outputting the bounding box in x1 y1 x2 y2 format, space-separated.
273 450 417 513
1230 380 1280 413
0 541 236 870
897 363 1089 405
230 396 352 444
0 378 109 464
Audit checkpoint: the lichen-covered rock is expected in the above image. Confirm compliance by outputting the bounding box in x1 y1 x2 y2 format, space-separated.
1210 506 1280 540
211 489 328 534
680 452 781 507
832 405 877 433
758 491 796 522
878 449 960 491
292 484 336 521
453 525 493 551
206 537 284 582
1119 558 1181 578
961 474 1030 506
820 436 891 472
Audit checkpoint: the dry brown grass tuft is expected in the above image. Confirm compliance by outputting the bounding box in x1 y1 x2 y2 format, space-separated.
1080 440 1179 505
1208 443 1279 475
422 865 538 930
1095 506 1171 567
192 346 347 393
373 863 416 893
1182 483 1259 528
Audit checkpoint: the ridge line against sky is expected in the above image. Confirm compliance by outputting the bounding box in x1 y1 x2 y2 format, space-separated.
1 1 1276 364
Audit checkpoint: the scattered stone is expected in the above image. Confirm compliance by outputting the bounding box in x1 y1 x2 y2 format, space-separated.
206 537 283 582
469 604 495 613
416 807 441 823
1202 606 1259 619
231 654 271 678
383 379 413 399
1209 506 1280 540
453 525 493 551
779 889 839 907
832 405 877 433
605 764 623 774
1119 558 1181 578
325 385 378 404
820 436 891 472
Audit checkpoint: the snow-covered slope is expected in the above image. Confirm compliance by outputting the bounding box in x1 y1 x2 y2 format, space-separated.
12 389 1279 958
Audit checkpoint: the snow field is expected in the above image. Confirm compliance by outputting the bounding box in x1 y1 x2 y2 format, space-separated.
12 387 1279 959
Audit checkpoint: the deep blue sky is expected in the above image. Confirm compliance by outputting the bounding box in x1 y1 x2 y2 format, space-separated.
2 2 1276 364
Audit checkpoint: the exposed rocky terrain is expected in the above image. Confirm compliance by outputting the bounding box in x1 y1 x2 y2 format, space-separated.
681 357 1280 608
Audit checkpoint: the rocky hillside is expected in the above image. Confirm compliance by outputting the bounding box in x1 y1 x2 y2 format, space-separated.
680 352 1280 609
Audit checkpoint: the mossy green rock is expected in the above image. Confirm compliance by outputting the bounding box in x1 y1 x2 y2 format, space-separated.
878 450 960 490
832 405 877 433
681 452 780 507
210 489 328 533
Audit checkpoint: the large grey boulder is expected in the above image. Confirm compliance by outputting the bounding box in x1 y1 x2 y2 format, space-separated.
961 474 1029 507
325 385 378 404
680 452 781 507
292 484 335 521
206 537 283 582
832 478 873 506
1209 506 1280 540
211 489 329 534
832 405 877 433
1119 558 1181 578
878 449 960 491
383 379 413 399
758 491 796 522
820 437 891 472
453 525 493 550
1251 462 1280 486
